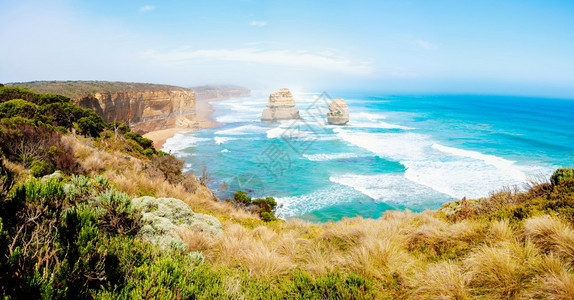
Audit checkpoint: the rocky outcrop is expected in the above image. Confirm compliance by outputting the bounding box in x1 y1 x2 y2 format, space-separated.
261 88 300 121
75 90 196 133
327 98 349 125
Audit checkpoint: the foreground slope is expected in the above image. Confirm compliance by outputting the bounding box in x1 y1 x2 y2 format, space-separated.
1 86 574 299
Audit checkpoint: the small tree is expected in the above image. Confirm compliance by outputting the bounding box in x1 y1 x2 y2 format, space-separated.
233 191 251 206
551 167 574 186
30 160 55 177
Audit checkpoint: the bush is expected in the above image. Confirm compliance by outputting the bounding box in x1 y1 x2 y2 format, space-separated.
0 99 38 119
551 168 574 186
125 132 154 150
30 160 55 177
234 190 251 206
253 197 277 213
131 196 222 250
260 212 278 222
148 155 184 184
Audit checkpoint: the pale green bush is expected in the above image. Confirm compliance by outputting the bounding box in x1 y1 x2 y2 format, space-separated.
132 196 222 250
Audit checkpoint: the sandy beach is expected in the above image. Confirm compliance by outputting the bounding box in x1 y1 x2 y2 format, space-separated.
143 97 226 150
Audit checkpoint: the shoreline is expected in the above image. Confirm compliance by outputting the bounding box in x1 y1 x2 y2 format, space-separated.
143 97 228 150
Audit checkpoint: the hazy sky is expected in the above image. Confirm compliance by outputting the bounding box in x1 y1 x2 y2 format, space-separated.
1 0 573 97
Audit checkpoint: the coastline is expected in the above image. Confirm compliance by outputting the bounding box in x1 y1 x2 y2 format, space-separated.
144 97 227 150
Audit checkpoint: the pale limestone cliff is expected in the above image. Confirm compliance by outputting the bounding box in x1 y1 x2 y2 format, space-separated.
75 90 196 133
327 98 349 125
261 88 300 121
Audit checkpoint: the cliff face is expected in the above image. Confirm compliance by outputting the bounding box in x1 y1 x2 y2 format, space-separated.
261 88 300 121
75 90 196 133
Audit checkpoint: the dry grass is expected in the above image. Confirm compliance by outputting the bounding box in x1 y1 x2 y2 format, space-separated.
523 216 574 262
64 132 256 222
179 228 216 252
408 260 471 300
528 256 574 300
465 240 541 299
489 219 515 242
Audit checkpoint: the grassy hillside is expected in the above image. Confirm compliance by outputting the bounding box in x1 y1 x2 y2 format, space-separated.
1 86 574 298
5 81 190 99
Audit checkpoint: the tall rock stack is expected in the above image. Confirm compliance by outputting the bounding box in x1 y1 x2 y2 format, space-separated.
261 88 300 121
327 98 349 125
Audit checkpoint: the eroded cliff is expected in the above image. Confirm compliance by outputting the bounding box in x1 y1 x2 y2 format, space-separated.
7 81 197 134
76 90 196 133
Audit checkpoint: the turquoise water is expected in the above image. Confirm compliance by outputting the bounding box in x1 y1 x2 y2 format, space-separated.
163 92 574 222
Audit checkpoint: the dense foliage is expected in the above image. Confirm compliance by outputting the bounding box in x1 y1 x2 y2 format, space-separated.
0 87 160 174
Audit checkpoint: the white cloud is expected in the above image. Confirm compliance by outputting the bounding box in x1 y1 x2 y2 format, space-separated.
414 40 437 50
249 20 267 27
139 5 155 12
141 47 373 75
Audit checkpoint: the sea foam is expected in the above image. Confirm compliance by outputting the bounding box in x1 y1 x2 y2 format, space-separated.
303 153 359 161
329 173 445 205
162 132 211 152
214 124 265 136
214 136 237 145
275 185 362 217
334 127 532 199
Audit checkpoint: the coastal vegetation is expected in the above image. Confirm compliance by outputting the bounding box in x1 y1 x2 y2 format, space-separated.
5 81 189 99
1 86 574 298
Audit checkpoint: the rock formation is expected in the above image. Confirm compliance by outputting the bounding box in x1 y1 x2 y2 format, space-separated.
261 88 300 121
327 98 349 125
75 90 196 133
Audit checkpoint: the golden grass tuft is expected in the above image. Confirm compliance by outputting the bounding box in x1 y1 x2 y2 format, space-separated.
489 219 515 242
523 216 574 262
408 260 471 300
529 262 574 300
465 240 541 299
348 237 416 281
179 228 215 252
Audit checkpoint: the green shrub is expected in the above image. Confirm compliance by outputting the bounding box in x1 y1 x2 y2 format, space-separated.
551 167 574 186
95 189 141 236
30 160 55 177
234 190 251 206
143 148 154 157
260 211 278 222
0 99 38 119
253 196 277 213
125 132 154 150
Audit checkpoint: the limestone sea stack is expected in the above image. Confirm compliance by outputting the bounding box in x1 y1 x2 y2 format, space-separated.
261 88 300 121
327 98 349 125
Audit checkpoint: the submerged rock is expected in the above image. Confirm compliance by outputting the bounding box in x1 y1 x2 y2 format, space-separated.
261 88 300 121
327 98 349 125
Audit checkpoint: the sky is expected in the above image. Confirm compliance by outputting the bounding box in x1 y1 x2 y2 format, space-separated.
1 0 573 98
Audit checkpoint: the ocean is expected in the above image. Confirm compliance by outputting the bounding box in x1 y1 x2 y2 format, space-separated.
163 91 574 222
